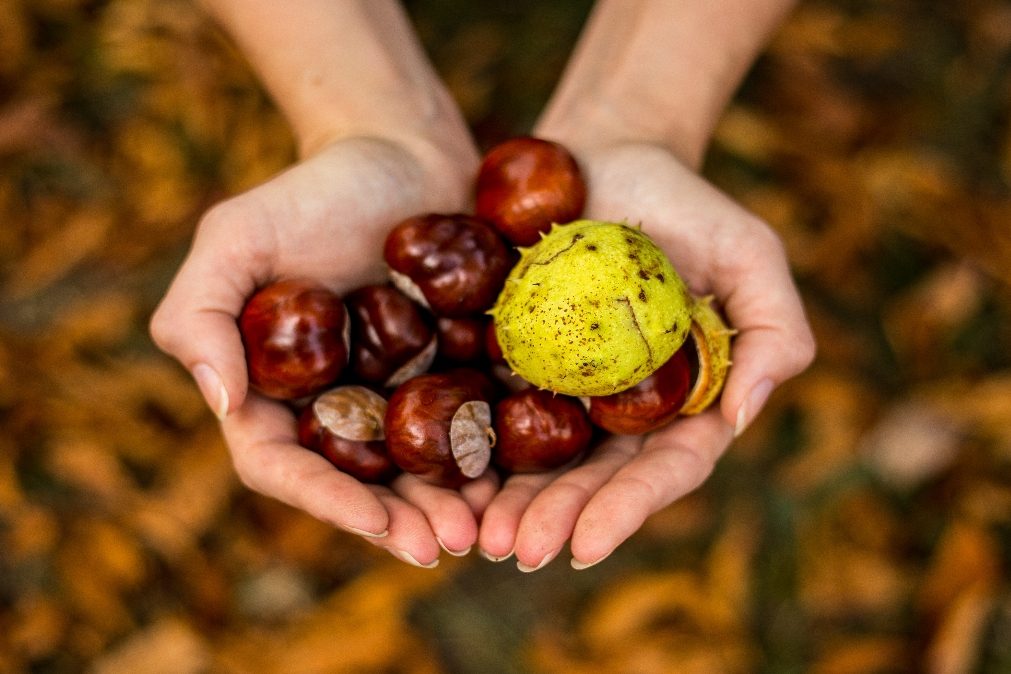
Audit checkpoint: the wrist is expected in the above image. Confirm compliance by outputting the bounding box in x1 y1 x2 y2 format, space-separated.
535 97 711 171
534 0 796 171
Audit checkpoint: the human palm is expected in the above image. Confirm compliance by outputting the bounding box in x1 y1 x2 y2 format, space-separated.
478 142 815 570
151 137 495 566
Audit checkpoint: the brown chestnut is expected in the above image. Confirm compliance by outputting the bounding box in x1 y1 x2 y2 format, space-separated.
435 316 487 364
346 284 436 387
588 346 692 435
384 371 495 487
298 386 398 483
493 389 592 473
383 213 511 318
475 137 587 246
239 279 349 400
485 319 505 363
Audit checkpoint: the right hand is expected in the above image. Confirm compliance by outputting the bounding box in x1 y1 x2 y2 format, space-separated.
150 135 498 567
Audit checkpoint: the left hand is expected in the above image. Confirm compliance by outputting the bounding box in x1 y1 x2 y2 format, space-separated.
477 142 815 570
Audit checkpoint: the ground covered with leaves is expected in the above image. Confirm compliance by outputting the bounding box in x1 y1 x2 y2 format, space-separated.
2 1 1011 672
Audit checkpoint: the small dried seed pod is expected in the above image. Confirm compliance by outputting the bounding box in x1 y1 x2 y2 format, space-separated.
298 385 398 484
384 371 495 487
680 296 735 415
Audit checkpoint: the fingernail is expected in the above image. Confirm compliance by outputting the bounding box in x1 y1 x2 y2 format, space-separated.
192 363 229 421
735 378 774 438
517 550 558 573
390 549 439 569
344 525 389 539
437 538 471 557
571 550 613 570
479 548 513 563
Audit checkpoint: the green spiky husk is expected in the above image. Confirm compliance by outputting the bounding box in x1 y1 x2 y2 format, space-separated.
490 220 693 396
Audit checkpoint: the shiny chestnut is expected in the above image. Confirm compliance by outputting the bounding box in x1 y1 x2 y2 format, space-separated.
588 346 692 435
435 316 487 364
239 279 349 399
485 320 505 363
383 213 511 317
298 386 397 483
384 370 494 487
475 137 586 246
346 284 436 387
493 389 592 473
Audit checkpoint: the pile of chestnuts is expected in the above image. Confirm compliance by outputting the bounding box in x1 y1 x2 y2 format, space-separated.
238 137 732 488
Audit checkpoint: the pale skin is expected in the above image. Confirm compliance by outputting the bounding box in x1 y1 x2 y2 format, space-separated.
151 0 815 569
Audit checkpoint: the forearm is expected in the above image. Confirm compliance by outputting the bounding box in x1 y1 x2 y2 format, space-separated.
199 0 473 164
536 0 796 169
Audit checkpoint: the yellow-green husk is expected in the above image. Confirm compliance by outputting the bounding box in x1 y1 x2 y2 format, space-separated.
491 220 693 396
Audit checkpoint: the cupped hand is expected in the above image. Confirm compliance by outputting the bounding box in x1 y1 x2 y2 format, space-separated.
151 136 498 566
478 141 816 570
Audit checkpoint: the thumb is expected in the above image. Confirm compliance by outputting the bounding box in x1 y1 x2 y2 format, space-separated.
713 229 816 436
150 208 264 419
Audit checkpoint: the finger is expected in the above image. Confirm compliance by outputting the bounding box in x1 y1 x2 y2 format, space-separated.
390 473 480 556
459 471 501 521
150 201 273 419
511 435 642 571
477 470 556 561
366 487 442 568
570 410 731 568
710 225 816 435
222 393 390 537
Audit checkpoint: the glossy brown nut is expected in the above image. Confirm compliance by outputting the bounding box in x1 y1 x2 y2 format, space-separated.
493 389 592 473
435 316 487 364
383 213 511 317
384 371 493 488
485 320 505 363
298 396 397 484
588 346 692 435
346 284 435 386
475 137 587 246
239 279 349 400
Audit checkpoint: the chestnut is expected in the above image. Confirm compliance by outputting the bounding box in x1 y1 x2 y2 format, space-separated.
475 137 587 246
346 284 436 387
587 346 692 435
493 389 592 473
383 213 511 318
384 370 495 487
485 319 505 364
239 279 349 399
435 316 487 364
298 385 398 483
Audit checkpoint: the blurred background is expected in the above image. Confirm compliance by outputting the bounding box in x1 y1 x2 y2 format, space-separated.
2 0 1011 672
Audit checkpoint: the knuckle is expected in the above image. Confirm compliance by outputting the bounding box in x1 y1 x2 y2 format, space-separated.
230 446 267 494
753 221 788 261
148 303 177 353
793 328 818 372
675 444 715 495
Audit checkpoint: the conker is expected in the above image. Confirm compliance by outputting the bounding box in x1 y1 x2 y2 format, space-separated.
346 284 436 387
475 137 587 246
485 319 505 363
384 371 494 487
298 386 398 483
239 279 349 400
435 316 487 364
588 346 692 435
383 213 511 318
493 389 592 473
